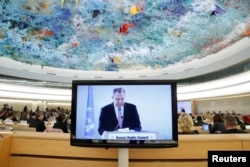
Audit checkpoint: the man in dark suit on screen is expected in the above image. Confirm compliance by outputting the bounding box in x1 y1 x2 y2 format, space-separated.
98 87 142 135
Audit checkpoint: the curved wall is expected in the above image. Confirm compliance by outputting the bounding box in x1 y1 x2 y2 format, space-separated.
0 71 249 102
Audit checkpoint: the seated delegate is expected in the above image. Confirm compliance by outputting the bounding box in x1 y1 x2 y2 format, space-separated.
178 114 199 134
223 115 247 134
209 114 226 134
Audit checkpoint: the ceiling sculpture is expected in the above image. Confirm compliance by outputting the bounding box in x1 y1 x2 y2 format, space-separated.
0 0 250 72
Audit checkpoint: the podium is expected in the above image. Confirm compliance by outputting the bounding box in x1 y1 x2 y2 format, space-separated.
102 131 158 167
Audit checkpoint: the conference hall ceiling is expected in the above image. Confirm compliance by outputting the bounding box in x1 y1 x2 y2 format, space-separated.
0 0 249 74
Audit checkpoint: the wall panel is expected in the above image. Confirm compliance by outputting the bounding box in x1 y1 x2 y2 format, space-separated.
195 95 250 114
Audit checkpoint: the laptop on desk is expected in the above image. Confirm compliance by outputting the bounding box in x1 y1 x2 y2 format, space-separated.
200 124 210 134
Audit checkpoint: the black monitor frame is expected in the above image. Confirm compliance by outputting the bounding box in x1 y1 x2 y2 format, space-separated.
70 80 178 148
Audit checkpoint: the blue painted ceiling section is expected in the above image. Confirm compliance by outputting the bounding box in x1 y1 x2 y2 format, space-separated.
0 0 249 71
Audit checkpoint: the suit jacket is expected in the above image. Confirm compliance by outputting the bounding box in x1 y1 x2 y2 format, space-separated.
98 102 141 135
53 122 68 133
29 118 46 132
209 122 226 134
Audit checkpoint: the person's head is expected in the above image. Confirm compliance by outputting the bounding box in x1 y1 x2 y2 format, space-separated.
56 113 65 123
213 114 224 123
178 113 194 133
224 115 237 129
30 112 36 119
112 87 125 108
36 111 44 121
181 108 185 113
196 116 203 122
23 105 28 112
6 111 14 119
20 111 29 120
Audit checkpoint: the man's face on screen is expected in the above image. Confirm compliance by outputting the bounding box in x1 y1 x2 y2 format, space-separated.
113 92 125 108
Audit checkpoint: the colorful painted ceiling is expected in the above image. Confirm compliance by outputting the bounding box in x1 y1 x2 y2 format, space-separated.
0 0 249 71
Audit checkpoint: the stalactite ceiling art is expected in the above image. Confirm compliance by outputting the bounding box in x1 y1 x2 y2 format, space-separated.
0 0 249 71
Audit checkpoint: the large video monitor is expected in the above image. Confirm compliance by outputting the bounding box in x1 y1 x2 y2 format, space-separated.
177 100 192 114
70 80 178 148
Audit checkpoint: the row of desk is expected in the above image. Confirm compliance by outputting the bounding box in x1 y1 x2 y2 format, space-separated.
1 131 250 167
0 122 36 133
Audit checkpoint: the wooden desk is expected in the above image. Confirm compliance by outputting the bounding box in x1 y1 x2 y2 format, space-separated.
1 122 33 132
0 132 249 167
0 134 11 167
12 126 36 132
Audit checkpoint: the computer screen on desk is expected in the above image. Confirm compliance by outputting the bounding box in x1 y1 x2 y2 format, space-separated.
70 80 178 148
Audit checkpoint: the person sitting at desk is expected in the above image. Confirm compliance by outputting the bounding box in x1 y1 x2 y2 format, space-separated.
29 111 46 132
178 113 199 134
209 114 226 134
3 110 18 123
27 112 36 124
98 87 142 135
223 115 247 134
53 113 68 133
194 116 206 126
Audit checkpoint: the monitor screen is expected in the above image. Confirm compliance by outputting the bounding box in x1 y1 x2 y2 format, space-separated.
70 80 178 148
177 100 192 114
202 124 209 131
